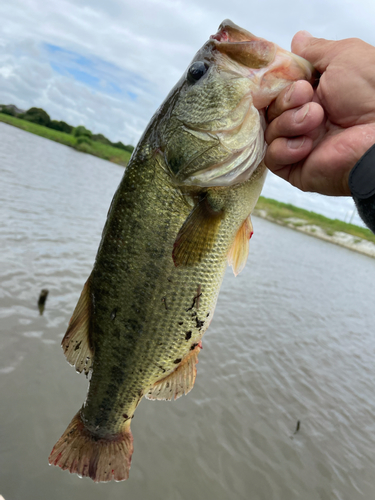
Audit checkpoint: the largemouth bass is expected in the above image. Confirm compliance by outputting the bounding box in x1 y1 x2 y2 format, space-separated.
49 20 316 482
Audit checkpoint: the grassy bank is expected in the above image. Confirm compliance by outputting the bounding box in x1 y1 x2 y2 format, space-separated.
255 196 375 245
0 113 132 166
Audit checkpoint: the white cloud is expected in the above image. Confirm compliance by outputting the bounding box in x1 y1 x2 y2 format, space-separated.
1 0 375 217
0 66 13 78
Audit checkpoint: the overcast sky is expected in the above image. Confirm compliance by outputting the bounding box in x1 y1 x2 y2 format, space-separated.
1 0 374 223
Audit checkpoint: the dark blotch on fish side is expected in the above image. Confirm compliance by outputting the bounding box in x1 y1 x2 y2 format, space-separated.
168 156 184 176
93 397 113 427
37 289 49 315
174 358 182 364
190 343 198 351
111 365 125 382
178 321 183 326
185 331 192 340
112 328 121 341
195 317 205 330
124 317 142 335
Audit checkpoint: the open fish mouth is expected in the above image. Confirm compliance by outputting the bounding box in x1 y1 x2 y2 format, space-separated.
209 19 278 70
208 19 318 92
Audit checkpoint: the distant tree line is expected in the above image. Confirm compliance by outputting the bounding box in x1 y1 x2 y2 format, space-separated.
0 104 134 153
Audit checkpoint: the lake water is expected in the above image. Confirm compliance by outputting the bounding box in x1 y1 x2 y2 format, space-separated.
1 122 375 500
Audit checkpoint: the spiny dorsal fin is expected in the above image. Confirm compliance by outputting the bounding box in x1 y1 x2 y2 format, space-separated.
146 342 201 401
172 195 224 267
227 215 253 276
61 277 93 375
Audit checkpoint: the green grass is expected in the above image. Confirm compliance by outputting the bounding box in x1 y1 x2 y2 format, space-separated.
255 196 375 244
0 113 131 167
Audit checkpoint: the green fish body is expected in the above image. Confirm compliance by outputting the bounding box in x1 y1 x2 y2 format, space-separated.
49 20 316 482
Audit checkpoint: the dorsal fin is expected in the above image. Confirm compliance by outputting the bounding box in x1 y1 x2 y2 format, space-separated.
227 215 253 276
145 342 202 401
172 194 224 267
61 277 94 375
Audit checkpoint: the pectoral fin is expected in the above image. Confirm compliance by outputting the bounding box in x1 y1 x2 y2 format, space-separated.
146 342 201 401
227 216 253 276
172 194 224 267
62 277 94 375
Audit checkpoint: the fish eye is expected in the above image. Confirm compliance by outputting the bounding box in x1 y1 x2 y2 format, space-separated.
187 61 208 83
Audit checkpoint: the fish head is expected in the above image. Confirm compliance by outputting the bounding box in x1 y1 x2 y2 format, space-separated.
159 19 317 187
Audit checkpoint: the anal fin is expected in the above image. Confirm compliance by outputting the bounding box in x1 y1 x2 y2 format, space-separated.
227 215 253 276
146 342 202 401
62 277 94 375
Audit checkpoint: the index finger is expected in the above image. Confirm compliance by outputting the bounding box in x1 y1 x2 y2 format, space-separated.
266 80 314 122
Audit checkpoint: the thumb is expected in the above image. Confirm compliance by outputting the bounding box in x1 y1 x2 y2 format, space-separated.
291 30 313 56
291 31 336 73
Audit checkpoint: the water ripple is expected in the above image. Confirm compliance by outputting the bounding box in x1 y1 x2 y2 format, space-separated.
1 123 375 499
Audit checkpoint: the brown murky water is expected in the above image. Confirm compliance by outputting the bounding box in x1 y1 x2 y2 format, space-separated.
1 122 375 500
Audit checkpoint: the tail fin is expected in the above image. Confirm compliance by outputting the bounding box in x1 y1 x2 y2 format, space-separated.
48 411 134 482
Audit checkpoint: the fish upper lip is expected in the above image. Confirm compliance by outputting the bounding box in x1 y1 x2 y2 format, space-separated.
208 20 278 71
210 19 260 44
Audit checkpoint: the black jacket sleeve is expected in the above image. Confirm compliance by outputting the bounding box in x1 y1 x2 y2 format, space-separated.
349 144 375 234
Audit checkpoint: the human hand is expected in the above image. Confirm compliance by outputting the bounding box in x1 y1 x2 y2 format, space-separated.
264 31 375 196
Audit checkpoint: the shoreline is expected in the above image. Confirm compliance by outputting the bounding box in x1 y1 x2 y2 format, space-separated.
253 205 375 259
0 113 131 167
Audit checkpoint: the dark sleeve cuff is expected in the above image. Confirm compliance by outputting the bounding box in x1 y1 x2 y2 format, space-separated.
349 144 375 234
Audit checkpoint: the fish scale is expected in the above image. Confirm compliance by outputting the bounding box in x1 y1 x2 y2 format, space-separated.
84 154 218 416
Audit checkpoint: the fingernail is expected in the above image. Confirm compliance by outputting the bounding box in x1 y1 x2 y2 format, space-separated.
287 137 306 149
294 104 309 124
284 82 295 103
